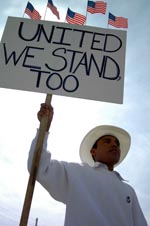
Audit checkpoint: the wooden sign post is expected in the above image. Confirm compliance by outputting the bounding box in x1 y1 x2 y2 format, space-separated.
19 94 52 226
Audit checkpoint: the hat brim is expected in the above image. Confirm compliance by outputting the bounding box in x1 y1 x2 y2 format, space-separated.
79 125 131 167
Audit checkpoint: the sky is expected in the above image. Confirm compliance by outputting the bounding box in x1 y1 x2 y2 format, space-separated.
0 0 150 225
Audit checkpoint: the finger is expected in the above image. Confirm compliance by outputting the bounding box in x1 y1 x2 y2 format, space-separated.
41 103 50 109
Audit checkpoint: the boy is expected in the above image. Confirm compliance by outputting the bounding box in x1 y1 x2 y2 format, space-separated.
28 103 148 226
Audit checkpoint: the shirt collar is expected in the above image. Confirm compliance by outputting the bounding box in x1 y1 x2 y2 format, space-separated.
93 161 108 169
93 162 126 181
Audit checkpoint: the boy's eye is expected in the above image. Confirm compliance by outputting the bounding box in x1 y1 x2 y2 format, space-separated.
115 140 120 147
103 139 110 144
102 139 120 147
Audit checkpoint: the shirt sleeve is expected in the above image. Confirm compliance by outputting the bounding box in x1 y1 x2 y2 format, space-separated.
27 130 69 204
131 188 148 226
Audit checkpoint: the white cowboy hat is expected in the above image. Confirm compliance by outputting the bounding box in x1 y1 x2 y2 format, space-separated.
79 125 131 167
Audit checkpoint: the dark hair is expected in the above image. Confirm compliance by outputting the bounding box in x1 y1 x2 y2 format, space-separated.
92 138 99 149
91 137 102 162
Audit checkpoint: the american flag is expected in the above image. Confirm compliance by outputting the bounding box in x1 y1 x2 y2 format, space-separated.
47 0 60 20
25 2 41 20
87 1 107 14
66 8 86 25
108 13 128 28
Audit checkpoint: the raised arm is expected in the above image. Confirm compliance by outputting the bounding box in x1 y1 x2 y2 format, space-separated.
28 103 54 172
28 103 69 203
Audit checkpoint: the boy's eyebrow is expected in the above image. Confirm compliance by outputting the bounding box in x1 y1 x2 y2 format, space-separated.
101 138 111 142
101 137 120 145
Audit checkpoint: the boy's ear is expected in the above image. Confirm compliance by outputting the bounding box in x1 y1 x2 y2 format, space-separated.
90 148 96 157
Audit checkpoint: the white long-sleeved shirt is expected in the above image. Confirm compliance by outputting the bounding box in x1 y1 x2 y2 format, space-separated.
28 130 148 226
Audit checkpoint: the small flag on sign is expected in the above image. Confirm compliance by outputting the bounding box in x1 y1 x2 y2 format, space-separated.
66 8 86 25
25 2 41 20
108 12 128 28
87 0 107 14
47 0 60 20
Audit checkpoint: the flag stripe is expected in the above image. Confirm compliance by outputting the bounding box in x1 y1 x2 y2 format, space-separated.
94 1 107 14
87 1 107 14
66 8 86 25
87 1 95 14
108 13 128 28
25 9 41 20
47 0 60 19
25 2 41 20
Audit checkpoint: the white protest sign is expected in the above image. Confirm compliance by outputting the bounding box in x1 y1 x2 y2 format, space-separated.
0 17 127 103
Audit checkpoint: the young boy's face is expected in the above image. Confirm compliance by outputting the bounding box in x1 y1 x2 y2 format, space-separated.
90 135 121 170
